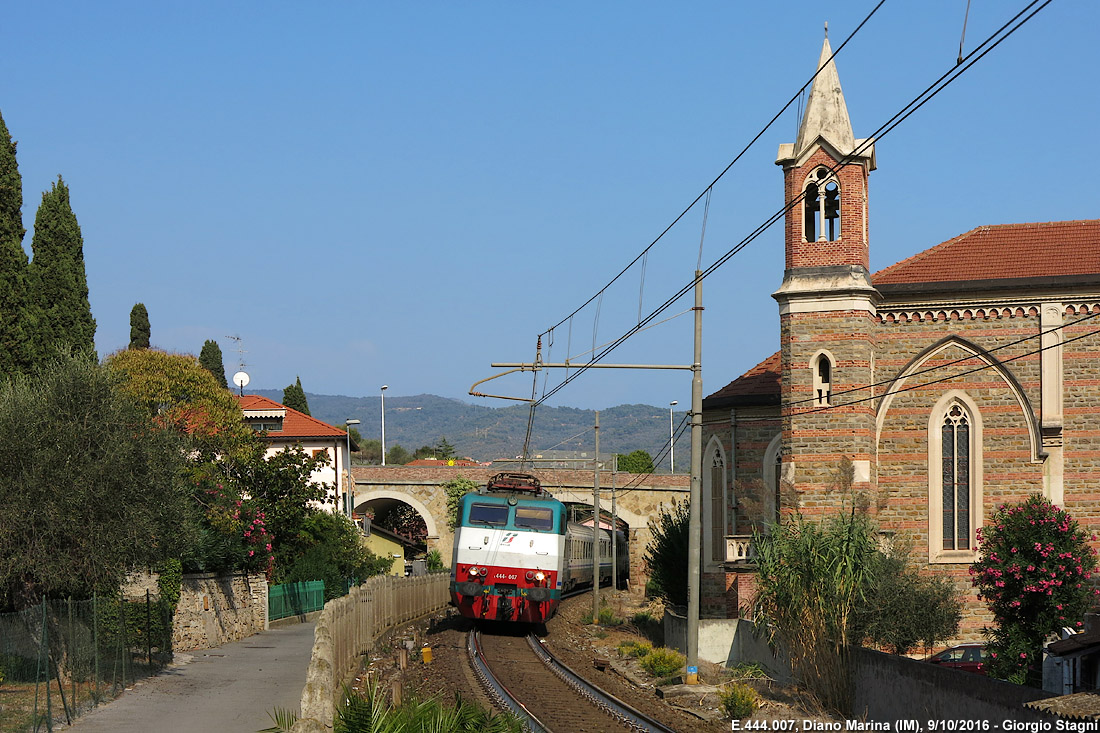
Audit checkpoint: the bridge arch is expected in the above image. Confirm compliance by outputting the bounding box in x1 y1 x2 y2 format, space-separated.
353 489 439 540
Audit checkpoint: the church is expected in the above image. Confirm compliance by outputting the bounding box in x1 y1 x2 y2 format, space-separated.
700 37 1100 639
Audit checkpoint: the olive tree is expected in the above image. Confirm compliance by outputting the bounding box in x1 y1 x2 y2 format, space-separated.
0 354 193 609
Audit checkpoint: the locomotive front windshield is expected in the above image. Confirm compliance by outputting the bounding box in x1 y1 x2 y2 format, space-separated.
468 503 509 526
514 506 554 531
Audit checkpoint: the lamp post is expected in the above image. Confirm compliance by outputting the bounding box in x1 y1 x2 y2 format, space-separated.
380 385 389 466
669 400 678 473
344 419 360 518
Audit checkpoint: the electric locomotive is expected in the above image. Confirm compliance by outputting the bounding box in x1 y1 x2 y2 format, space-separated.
450 472 566 622
450 471 629 623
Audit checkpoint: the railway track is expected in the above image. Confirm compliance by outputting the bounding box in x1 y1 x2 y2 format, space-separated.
468 628 678 733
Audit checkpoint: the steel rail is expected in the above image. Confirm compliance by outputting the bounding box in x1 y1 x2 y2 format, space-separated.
467 629 550 733
525 633 678 733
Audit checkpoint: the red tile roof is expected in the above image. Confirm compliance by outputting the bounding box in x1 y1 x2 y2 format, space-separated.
706 351 781 403
236 394 347 439
873 220 1100 286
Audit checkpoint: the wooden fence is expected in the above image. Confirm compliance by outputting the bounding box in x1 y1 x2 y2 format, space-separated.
291 572 450 732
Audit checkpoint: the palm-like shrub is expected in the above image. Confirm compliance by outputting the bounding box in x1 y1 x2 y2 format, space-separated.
751 510 877 715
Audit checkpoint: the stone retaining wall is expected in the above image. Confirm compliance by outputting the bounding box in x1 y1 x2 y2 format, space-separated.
122 571 268 652
173 572 267 651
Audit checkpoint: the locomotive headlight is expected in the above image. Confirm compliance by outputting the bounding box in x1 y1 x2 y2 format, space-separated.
468 566 482 577
535 571 546 582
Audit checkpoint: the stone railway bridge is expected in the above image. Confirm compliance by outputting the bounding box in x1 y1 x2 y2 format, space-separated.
350 466 690 586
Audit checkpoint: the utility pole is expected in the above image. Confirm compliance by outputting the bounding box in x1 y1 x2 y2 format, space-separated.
611 453 618 592
686 270 703 683
472 290 704 671
591 410 601 623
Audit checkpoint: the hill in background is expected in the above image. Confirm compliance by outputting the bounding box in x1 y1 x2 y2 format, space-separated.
253 390 686 470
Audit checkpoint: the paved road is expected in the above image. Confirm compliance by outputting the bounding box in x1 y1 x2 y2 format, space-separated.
65 622 315 733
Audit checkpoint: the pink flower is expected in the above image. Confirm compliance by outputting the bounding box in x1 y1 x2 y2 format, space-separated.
248 550 255 557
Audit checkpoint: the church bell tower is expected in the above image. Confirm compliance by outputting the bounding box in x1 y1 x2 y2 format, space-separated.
772 33 880 513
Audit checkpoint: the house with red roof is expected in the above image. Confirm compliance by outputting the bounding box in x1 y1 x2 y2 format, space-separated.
237 394 354 514
700 37 1100 642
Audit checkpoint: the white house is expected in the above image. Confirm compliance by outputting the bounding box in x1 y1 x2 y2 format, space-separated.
236 394 354 513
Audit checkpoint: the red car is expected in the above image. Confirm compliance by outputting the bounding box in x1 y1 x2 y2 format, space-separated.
927 643 988 675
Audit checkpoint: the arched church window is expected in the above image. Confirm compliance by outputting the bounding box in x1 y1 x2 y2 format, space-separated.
812 352 833 406
941 403 972 551
803 168 841 242
710 450 726 562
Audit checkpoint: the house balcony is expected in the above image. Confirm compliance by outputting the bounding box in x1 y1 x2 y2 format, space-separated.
725 534 756 564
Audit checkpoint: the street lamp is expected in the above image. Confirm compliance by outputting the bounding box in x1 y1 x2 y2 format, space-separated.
669 400 678 473
380 385 389 466
345 419 360 518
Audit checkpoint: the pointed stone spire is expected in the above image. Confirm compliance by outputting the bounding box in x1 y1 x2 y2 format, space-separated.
794 36 856 158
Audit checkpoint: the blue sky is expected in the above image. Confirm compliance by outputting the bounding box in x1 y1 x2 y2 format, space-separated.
4 2 1096 414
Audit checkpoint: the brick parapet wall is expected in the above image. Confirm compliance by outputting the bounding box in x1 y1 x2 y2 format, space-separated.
351 465 689 491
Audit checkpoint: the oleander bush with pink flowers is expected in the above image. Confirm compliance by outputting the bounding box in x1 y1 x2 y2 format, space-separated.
970 495 1098 685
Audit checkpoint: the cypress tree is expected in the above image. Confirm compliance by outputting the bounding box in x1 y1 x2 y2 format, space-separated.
129 303 150 349
199 339 229 389
28 176 96 359
0 110 32 376
282 376 310 415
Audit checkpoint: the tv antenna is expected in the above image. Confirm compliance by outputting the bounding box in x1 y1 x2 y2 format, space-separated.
227 334 248 372
227 335 250 395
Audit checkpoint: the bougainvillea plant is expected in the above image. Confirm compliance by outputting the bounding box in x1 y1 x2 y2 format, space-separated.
970 494 1098 685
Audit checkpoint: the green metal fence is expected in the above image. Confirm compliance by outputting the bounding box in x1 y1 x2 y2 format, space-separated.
0 593 173 733
267 581 326 621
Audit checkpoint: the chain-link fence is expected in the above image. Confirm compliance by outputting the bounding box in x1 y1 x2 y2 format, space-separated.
0 593 173 733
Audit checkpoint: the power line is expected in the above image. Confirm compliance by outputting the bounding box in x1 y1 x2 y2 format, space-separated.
533 0 1052 408
798 315 1100 418
616 316 1100 497
538 1 888 339
786 307 1100 412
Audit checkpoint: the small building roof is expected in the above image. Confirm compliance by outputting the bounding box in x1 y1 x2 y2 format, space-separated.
236 394 347 440
704 351 781 409
874 220 1100 288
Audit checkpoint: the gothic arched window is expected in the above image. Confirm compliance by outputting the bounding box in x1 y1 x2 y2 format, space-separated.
702 437 728 565
940 404 971 551
928 392 984 562
812 352 834 406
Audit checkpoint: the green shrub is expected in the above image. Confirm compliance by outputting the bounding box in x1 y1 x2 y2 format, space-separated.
640 647 685 678
644 502 689 607
617 640 652 658
720 682 758 719
728 662 769 680
630 609 663 646
597 605 623 626
335 679 523 732
425 549 444 572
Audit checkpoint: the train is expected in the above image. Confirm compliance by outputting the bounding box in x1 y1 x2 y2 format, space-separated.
449 472 629 623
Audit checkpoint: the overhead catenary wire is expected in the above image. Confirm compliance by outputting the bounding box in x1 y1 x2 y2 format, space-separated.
532 0 1052 409
784 306 1100 412
616 316 1100 496
537 0 888 340
797 316 1100 418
